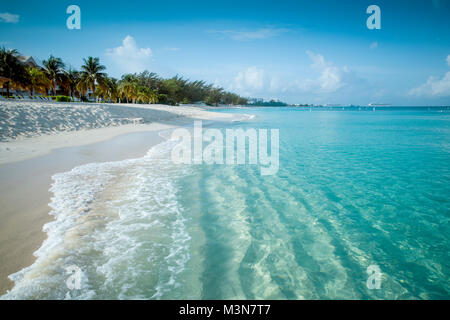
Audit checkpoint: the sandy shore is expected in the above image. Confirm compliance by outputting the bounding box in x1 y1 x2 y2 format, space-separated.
0 101 244 294
0 101 242 165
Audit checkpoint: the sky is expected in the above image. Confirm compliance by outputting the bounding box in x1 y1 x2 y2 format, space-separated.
1 0 450 105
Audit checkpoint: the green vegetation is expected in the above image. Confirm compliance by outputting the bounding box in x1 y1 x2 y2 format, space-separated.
247 99 288 107
26 67 50 97
77 56 107 98
0 47 248 106
116 72 247 106
65 68 80 99
55 95 71 102
0 48 28 97
42 55 66 96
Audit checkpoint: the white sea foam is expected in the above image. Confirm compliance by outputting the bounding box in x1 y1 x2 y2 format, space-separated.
1 139 191 300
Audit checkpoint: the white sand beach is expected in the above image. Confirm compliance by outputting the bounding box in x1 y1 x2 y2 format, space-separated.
0 101 243 165
0 101 243 294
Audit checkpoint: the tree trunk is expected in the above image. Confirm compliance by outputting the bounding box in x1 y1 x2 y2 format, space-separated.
6 81 10 98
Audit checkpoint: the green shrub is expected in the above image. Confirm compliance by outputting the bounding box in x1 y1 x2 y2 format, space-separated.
205 95 219 106
158 94 177 106
55 95 71 102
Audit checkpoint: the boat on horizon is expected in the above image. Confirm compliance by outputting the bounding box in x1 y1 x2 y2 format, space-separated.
368 103 391 106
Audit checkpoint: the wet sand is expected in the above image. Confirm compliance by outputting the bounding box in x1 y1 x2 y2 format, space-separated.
0 127 168 294
0 107 247 295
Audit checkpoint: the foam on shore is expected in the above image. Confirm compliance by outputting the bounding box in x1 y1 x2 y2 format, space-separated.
0 103 253 299
1 137 193 300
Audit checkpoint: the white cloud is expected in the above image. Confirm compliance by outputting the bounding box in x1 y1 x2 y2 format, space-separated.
227 52 359 99
105 35 152 73
297 51 349 93
269 77 282 92
409 72 450 97
208 27 289 41
409 55 450 97
232 67 265 94
0 12 19 23
225 67 286 97
370 41 378 49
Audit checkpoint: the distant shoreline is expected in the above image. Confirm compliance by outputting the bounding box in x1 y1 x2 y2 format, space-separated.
205 104 450 108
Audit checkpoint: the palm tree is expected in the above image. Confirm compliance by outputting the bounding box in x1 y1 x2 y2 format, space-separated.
78 57 106 100
64 68 80 99
96 77 118 102
0 47 27 98
42 55 66 96
137 86 158 104
26 67 50 97
118 80 136 103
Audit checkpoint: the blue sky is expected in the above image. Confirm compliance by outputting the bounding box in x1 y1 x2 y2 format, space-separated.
1 0 449 105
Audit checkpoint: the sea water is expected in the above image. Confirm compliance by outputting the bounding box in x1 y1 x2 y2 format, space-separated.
2 107 449 299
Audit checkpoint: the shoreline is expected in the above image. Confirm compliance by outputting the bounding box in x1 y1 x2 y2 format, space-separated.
0 104 248 295
0 101 243 165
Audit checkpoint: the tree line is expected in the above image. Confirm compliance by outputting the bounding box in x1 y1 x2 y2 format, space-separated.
0 47 248 106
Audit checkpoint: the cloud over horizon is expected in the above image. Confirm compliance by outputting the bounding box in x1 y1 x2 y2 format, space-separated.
409 73 450 97
409 55 450 97
105 35 152 74
232 67 266 94
295 51 352 94
226 52 360 101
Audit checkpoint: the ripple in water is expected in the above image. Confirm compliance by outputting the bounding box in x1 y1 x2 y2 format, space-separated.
2 107 449 299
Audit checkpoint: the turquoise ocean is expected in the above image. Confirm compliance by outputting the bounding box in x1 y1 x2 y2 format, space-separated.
2 107 449 299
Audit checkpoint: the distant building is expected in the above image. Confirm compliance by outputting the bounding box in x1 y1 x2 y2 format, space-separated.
0 55 41 96
18 56 39 68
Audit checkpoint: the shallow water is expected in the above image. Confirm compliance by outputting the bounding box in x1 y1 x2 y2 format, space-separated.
2 107 449 299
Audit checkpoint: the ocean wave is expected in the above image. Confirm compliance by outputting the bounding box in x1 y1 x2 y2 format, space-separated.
1 139 191 300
